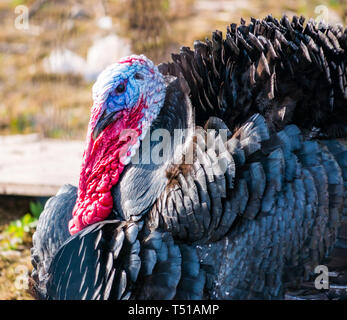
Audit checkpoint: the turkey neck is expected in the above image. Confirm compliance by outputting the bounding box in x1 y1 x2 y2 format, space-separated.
111 75 194 222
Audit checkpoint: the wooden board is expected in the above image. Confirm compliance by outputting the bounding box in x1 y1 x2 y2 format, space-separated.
0 134 84 197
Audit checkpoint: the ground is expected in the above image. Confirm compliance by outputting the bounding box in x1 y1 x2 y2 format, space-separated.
0 196 35 300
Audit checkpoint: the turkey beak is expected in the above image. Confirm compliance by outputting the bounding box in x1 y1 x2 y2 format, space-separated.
93 110 117 140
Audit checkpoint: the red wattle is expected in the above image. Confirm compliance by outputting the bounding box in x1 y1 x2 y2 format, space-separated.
69 98 147 235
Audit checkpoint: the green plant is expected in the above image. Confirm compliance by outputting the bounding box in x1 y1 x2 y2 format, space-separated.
0 201 43 250
10 0 27 7
29 201 44 219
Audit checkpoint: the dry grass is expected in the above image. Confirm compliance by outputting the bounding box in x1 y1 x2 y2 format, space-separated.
0 0 345 139
0 248 33 300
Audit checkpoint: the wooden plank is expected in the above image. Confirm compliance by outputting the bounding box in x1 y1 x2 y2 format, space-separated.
0 134 84 197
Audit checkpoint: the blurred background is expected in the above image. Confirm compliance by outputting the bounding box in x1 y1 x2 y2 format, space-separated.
0 0 345 300
0 0 345 139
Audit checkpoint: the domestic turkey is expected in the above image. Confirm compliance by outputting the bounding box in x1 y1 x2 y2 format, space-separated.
30 15 347 300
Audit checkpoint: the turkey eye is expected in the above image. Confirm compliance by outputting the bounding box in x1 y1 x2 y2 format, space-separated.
135 73 144 80
115 83 125 94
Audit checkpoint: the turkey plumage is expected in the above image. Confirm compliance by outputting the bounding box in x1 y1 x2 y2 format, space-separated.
30 15 347 300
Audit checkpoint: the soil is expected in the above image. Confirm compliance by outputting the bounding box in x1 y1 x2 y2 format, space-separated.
0 195 37 300
0 196 33 225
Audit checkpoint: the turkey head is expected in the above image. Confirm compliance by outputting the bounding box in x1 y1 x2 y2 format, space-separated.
69 55 167 235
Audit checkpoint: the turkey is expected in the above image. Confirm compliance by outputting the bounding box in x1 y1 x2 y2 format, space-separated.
30 15 347 300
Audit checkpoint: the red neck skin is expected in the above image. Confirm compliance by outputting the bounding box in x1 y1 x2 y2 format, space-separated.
68 98 147 235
